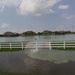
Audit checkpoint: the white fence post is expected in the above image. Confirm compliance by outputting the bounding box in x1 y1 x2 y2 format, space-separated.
36 42 38 50
63 41 65 49
0 43 1 49
10 43 12 49
22 42 23 49
49 41 51 50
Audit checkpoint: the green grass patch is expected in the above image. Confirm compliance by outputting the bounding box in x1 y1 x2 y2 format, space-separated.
0 48 24 52
0 72 25 75
0 71 65 75
52 47 75 51
0 72 49 75
0 71 73 75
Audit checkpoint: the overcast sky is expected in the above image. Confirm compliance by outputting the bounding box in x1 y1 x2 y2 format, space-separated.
0 0 75 34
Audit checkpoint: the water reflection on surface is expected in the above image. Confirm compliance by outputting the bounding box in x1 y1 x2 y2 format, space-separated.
0 49 75 75
0 34 75 42
26 49 75 64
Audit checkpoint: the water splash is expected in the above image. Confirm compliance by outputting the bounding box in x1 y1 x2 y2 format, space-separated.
31 49 39 53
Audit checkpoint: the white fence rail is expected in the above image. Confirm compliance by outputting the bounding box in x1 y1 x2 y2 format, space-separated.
26 41 75 49
26 41 75 50
0 42 26 49
0 41 75 49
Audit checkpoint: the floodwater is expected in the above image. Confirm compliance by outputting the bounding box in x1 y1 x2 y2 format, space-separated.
0 34 75 75
0 49 75 75
0 34 75 42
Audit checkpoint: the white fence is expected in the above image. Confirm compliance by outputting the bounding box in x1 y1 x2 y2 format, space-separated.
0 42 26 49
25 41 75 49
0 41 75 49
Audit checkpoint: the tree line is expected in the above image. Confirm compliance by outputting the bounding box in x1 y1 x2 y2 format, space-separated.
0 30 74 37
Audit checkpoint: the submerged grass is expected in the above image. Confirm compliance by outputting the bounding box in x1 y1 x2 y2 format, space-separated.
52 47 75 51
0 72 73 75
0 48 24 52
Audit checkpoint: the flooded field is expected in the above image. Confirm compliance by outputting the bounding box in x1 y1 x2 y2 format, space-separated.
0 49 75 75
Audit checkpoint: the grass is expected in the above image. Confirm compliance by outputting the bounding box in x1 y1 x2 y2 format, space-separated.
0 72 44 75
0 48 24 52
52 47 75 51
0 72 73 75
0 72 45 75
0 72 27 75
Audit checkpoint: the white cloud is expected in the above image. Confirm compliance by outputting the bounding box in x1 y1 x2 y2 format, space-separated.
18 0 60 15
61 14 75 19
58 5 69 10
0 0 21 11
0 0 61 15
0 23 10 28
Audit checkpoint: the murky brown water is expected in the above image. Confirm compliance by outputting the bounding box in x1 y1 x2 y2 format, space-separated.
0 49 75 75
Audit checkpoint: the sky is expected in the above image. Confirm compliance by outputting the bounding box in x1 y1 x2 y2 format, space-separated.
0 0 75 34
